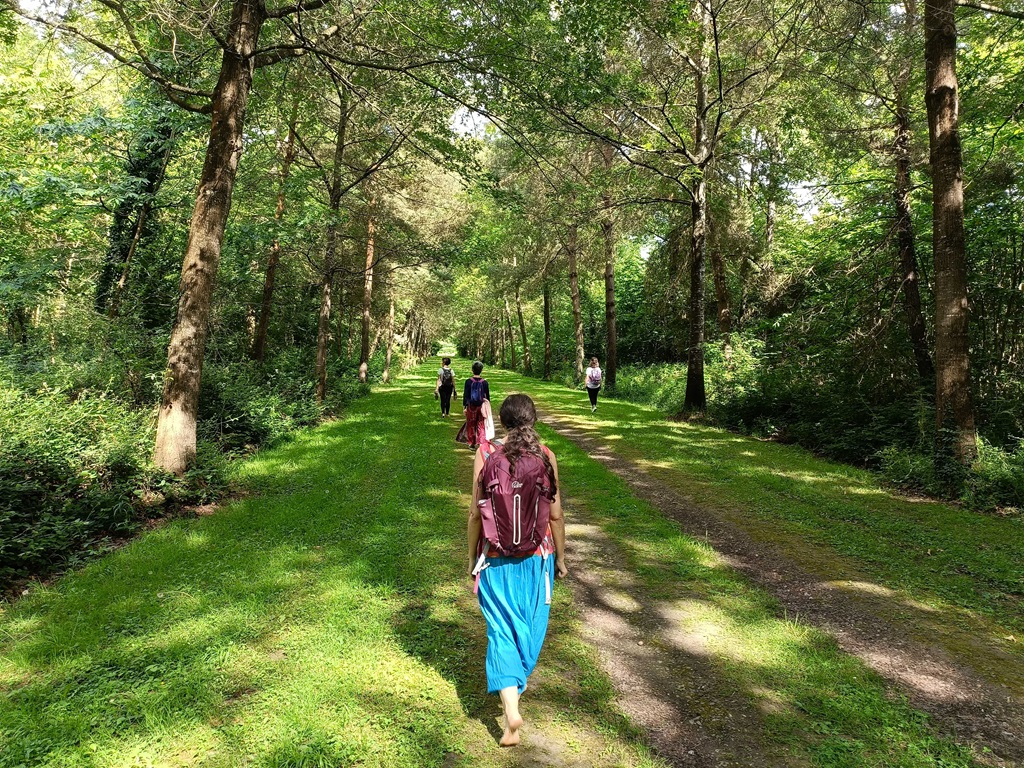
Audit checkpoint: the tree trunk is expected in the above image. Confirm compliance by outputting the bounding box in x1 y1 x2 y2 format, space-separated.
683 0 712 414
358 205 376 383
566 223 586 382
97 109 174 315
516 287 532 374
894 93 934 381
252 96 299 362
710 247 731 341
685 184 709 412
154 0 264 474
383 285 395 383
543 279 552 379
600 144 618 388
504 299 517 370
315 271 332 403
315 94 349 403
924 0 976 461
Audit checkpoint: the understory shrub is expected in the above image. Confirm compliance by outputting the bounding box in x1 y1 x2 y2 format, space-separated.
0 346 379 588
0 386 155 584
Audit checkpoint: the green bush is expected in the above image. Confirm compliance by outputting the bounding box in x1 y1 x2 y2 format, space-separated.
878 440 1024 513
0 386 154 583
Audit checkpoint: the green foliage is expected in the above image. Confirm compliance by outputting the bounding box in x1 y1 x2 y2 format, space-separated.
879 440 1024 514
0 384 153 584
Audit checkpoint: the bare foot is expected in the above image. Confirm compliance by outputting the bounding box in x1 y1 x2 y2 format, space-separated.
500 713 524 747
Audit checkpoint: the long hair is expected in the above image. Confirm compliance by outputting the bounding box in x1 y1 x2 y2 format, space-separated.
499 394 557 497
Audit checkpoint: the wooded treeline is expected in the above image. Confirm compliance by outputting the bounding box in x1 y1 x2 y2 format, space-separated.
0 0 1022 583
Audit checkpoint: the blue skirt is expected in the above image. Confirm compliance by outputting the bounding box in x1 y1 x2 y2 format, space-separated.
477 554 554 694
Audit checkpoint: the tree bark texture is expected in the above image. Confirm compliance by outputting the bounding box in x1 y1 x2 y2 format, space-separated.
924 0 977 461
383 285 395 383
894 95 934 381
566 223 586 383
252 96 299 362
543 279 552 379
684 0 712 413
316 97 348 403
710 247 731 341
358 205 376 383
504 298 517 370
600 144 618 388
685 184 709 412
516 287 532 374
154 0 264 474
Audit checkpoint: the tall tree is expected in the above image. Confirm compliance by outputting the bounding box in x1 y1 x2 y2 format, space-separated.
924 0 977 461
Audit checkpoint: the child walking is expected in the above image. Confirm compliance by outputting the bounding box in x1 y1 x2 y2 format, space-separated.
467 394 568 747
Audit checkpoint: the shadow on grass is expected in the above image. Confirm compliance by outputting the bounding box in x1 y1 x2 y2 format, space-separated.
0 369 483 767
505 369 1024 643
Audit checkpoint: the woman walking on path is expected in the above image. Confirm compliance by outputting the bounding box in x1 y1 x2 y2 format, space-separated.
468 394 567 747
585 357 602 413
435 357 456 417
463 361 491 449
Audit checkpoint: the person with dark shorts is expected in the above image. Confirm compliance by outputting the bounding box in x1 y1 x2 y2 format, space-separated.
585 357 602 413
435 357 456 417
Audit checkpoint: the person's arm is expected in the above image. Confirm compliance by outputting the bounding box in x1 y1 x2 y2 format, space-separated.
467 447 486 576
483 380 490 402
435 370 442 391
547 451 568 579
463 379 470 409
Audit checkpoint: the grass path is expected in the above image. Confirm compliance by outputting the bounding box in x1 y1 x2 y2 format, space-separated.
0 359 1016 767
0 364 662 768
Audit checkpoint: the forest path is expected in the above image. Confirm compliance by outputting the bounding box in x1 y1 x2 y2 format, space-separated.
499 370 1024 768
0 363 664 768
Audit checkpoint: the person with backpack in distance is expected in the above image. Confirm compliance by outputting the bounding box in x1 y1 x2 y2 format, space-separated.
435 357 456 417
585 356 602 413
462 361 491 449
467 393 568 747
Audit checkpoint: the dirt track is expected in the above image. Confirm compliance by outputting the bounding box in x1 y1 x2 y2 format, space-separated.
538 409 1024 768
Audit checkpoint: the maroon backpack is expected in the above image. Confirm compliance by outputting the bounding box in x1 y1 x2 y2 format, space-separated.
477 441 554 557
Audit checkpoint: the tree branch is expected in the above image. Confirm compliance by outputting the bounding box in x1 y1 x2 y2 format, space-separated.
956 0 1024 19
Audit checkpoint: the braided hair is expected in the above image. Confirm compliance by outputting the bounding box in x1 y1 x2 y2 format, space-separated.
498 394 557 498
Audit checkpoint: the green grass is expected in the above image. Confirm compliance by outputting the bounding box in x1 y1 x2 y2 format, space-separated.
0 364 664 768
514 370 1024 649
0 359 1003 767
480 363 1002 766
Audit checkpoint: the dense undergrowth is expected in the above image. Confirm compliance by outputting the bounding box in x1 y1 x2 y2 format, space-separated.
536 334 1024 513
0 347 387 589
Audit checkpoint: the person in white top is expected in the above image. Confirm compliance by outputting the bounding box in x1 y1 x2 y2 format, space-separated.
585 357 602 413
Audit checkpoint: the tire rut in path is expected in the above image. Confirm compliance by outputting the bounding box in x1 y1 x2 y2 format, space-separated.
566 519 795 768
539 409 1024 768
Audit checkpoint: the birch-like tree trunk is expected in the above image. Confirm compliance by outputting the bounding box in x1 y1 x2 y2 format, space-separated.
154 0 265 474
600 143 618 388
358 204 376 383
516 286 532 374
683 0 713 413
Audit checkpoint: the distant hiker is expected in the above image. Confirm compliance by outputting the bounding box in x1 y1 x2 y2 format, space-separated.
468 393 567 747
462 361 491 449
435 357 456 417
585 356 602 413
